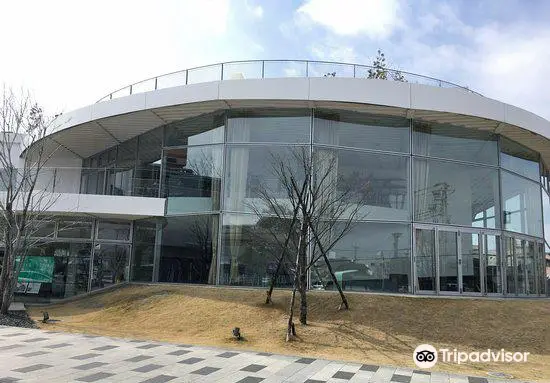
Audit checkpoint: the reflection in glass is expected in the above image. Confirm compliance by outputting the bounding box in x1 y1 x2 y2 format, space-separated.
515 238 526 294
227 110 311 143
159 215 218 284
414 159 500 228
484 234 502 294
132 220 156 282
439 231 458 292
415 228 436 291
164 113 224 147
525 240 537 294
315 148 409 221
505 237 516 295
163 146 222 214
16 242 92 299
501 171 543 237
314 110 410 153
57 219 93 239
224 145 308 213
500 138 540 180
542 190 550 248
413 121 498 165
461 233 481 293
91 244 130 290
97 220 131 241
220 214 295 287
313 222 411 293
134 128 162 197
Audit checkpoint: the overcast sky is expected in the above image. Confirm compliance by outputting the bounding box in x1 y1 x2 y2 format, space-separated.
1 0 550 120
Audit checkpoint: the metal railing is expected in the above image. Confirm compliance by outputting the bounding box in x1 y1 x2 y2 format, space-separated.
96 59 481 103
32 167 161 198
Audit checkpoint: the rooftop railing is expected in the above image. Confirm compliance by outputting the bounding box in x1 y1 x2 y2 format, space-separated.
96 59 481 103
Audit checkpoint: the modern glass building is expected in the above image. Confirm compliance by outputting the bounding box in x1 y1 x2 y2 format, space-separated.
12 60 550 300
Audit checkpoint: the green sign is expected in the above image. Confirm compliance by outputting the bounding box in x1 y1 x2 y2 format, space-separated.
17 256 54 283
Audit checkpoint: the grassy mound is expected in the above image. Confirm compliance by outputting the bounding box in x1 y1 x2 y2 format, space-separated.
29 284 550 381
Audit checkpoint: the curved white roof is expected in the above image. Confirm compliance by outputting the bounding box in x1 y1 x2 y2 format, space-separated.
39 77 550 163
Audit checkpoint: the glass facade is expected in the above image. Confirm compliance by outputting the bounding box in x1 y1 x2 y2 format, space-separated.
19 107 548 300
14 218 133 301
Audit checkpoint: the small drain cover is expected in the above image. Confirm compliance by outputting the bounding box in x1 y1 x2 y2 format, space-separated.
487 371 514 379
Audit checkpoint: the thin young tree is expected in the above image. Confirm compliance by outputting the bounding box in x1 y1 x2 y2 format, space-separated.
0 87 59 314
249 147 368 339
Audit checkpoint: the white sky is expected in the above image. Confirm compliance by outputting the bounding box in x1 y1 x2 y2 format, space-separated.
1 0 550 122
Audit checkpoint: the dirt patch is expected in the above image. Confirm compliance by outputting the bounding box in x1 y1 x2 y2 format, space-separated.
28 285 550 382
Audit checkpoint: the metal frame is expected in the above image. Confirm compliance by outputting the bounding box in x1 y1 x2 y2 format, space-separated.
55 107 549 298
413 223 505 296
96 59 481 103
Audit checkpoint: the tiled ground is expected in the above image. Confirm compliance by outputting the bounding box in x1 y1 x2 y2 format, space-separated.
0 326 526 383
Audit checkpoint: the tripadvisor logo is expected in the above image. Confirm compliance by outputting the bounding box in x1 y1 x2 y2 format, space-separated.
413 344 438 368
413 344 530 368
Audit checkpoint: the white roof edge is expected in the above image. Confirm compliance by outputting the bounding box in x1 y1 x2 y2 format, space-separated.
38 77 550 158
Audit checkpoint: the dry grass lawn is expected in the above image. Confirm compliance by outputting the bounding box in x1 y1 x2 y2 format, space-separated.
28 285 550 382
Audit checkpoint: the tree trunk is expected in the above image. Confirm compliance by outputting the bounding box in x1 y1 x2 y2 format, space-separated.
265 206 301 305
322 252 349 310
0 227 14 315
0 252 8 313
265 253 283 304
307 219 350 310
0 252 13 315
286 286 297 342
298 217 308 325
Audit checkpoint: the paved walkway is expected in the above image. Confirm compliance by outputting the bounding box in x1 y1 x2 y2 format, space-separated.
0 325 524 383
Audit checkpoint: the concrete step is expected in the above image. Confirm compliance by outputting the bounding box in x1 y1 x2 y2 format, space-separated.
8 302 25 312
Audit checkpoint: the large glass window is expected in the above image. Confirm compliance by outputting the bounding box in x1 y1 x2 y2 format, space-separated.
312 222 411 293
227 110 311 143
504 237 516 295
15 242 91 299
163 146 222 214
461 232 481 293
525 240 537 294
315 148 410 221
219 213 295 287
224 145 308 213
415 228 436 291
439 231 458 292
132 220 157 282
314 110 410 153
159 215 218 284
500 138 540 181
57 219 93 239
164 112 225 147
97 220 131 241
484 234 502 294
91 244 130 290
413 121 498 165
501 171 543 237
135 127 162 197
542 190 550 246
413 159 500 228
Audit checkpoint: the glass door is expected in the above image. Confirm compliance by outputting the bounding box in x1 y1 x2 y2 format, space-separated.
515 238 526 294
484 234 502 294
414 227 436 293
461 232 482 294
525 240 537 295
438 230 459 293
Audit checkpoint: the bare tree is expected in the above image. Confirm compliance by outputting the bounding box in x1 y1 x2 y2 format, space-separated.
0 87 59 314
249 147 368 340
